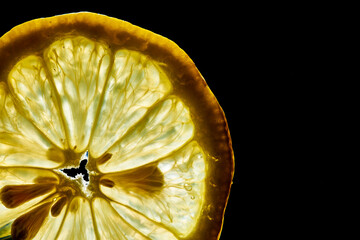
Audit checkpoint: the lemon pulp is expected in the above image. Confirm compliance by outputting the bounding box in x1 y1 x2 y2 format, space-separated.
1 36 206 239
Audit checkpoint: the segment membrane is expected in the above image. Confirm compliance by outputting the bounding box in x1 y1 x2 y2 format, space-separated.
44 37 111 152
100 141 206 237
8 55 66 149
90 50 171 158
56 197 95 240
98 97 194 173
0 83 64 168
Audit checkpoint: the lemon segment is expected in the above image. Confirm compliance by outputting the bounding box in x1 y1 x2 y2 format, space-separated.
110 202 178 240
8 55 66 150
0 83 64 168
0 167 59 186
99 141 205 237
31 199 68 240
90 50 172 158
56 196 95 240
98 96 194 173
44 37 111 153
92 197 148 240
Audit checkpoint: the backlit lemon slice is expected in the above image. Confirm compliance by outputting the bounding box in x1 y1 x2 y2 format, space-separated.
0 12 234 240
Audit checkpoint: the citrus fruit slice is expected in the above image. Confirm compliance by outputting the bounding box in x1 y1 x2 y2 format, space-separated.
0 12 234 240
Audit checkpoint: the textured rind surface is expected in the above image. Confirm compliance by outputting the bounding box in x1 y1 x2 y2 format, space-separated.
0 12 234 240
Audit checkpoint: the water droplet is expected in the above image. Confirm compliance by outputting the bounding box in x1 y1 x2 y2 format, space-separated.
184 183 192 191
209 178 217 187
190 195 195 200
206 204 215 221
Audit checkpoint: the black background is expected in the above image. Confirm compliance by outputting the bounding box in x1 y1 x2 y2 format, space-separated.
0 4 333 239
0 4 241 239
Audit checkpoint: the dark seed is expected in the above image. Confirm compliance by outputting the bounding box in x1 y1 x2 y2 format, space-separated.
34 176 58 184
11 202 52 240
97 153 112 165
0 184 55 208
99 179 115 188
51 196 68 217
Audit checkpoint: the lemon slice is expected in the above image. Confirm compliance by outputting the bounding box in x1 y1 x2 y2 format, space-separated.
0 12 234 240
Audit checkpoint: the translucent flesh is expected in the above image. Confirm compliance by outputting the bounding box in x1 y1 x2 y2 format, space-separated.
0 36 206 239
100 141 205 237
44 37 111 152
0 83 63 168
